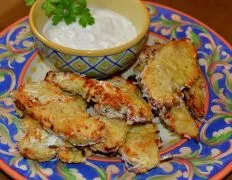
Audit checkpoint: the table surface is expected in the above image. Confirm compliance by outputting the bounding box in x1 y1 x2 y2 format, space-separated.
0 0 231 179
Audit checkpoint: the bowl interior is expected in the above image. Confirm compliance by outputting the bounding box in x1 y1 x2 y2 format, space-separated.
30 0 149 56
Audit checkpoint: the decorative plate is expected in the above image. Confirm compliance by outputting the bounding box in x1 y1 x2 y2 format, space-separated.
0 1 232 180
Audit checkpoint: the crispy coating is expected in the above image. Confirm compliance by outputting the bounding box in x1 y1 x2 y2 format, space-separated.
58 148 91 163
164 104 198 138
119 123 159 173
136 39 200 109
184 75 206 118
13 81 105 146
18 117 90 163
45 71 153 123
91 117 129 153
18 117 62 162
20 116 42 131
106 76 153 121
135 39 202 138
134 44 163 74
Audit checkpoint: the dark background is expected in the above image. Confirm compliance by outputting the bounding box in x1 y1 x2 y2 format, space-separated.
0 0 231 179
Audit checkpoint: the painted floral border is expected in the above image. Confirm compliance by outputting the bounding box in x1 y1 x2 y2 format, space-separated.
0 2 232 179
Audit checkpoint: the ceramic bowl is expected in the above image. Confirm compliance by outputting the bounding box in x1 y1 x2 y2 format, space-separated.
29 0 149 79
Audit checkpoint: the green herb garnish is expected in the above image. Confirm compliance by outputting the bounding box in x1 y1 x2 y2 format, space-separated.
25 0 95 27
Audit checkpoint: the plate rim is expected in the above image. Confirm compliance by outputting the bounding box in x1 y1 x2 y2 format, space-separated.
0 1 231 179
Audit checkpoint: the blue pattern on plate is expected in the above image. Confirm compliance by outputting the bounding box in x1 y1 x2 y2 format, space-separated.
0 2 232 179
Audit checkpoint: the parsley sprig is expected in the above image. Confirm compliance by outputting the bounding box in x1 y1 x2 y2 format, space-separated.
25 0 95 27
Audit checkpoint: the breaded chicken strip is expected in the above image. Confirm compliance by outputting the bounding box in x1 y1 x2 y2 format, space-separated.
163 103 198 138
119 123 160 173
136 39 200 110
91 117 129 153
45 71 153 123
18 117 61 161
135 39 202 138
58 147 91 163
134 43 163 74
183 75 206 118
18 117 91 162
13 81 105 146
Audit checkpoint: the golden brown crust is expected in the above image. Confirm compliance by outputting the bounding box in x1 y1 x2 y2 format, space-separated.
18 117 65 162
106 76 153 123
135 39 202 138
45 71 153 123
164 103 198 138
18 132 58 162
134 43 163 74
14 81 68 107
91 117 129 153
58 148 91 163
14 81 106 146
136 39 200 110
18 117 91 163
84 78 126 110
183 75 206 118
119 123 160 173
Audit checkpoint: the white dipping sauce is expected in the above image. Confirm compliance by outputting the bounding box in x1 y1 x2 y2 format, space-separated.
43 7 137 50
